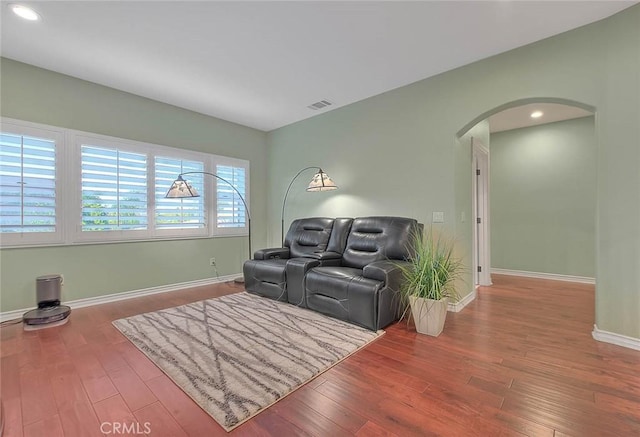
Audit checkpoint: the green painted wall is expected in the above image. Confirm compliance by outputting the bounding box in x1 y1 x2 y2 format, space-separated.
0 58 268 312
490 117 596 277
267 6 640 338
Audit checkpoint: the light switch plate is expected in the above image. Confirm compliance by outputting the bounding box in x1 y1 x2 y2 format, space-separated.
432 211 444 223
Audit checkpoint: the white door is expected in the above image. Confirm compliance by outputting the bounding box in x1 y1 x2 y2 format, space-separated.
472 138 491 286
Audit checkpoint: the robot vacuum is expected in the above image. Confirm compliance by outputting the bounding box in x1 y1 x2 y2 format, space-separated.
23 274 71 330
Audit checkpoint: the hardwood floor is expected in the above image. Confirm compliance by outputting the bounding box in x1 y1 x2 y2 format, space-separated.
1 275 639 436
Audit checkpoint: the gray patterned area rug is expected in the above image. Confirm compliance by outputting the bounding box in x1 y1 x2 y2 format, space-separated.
112 292 382 431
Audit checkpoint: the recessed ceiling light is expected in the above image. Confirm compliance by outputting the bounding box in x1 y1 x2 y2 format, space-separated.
9 4 41 21
530 111 543 119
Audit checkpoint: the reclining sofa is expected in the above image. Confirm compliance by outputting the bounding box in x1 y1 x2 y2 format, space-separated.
243 216 419 330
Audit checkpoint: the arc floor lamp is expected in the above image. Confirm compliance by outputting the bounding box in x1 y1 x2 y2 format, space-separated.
281 167 338 245
165 172 251 260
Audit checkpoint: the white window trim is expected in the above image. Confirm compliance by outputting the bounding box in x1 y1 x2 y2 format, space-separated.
0 117 250 248
0 119 67 247
71 132 153 243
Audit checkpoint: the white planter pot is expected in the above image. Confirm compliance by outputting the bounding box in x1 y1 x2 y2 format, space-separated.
409 296 449 336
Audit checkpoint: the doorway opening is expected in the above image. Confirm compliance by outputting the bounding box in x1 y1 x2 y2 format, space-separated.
459 98 597 289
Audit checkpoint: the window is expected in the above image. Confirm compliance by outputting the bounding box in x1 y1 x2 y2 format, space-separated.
0 122 64 246
81 145 148 233
0 118 250 247
214 159 249 236
155 157 206 231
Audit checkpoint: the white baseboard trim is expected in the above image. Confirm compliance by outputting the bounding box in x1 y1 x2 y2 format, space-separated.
0 274 240 323
592 324 640 351
491 268 595 284
448 288 476 313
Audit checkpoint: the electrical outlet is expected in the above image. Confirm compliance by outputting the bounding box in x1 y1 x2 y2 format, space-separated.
210 258 216 266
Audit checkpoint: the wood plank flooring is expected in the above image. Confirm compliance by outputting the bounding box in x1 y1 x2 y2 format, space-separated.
1 275 639 436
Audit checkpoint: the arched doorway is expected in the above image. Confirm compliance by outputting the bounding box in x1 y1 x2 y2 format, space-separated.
457 98 596 289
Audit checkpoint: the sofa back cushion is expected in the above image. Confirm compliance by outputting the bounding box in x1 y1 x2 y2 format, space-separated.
342 216 418 269
285 217 335 258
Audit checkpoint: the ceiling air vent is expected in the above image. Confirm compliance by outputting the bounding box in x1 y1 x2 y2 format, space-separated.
307 100 333 111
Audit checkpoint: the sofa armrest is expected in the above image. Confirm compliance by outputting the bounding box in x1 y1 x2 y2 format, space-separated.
285 258 322 307
363 260 409 286
254 247 290 260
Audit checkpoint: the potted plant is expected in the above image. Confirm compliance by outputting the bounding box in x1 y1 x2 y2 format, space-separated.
399 229 463 336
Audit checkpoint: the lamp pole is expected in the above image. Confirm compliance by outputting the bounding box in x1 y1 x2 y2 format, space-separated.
177 171 252 259
280 166 322 246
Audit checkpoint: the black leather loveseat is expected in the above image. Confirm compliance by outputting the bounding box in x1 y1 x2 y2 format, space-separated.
243 217 353 304
244 216 419 330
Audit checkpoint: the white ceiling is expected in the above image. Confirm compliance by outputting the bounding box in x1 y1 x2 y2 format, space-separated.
1 1 636 132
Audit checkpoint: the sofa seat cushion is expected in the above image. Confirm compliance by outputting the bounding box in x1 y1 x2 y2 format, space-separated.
305 267 363 299
305 266 383 329
244 258 288 284
310 266 363 279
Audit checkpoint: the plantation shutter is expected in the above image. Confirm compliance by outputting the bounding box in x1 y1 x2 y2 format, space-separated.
216 164 246 228
155 157 206 229
81 145 147 231
0 132 57 233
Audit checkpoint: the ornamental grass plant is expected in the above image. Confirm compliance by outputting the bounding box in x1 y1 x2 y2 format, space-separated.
398 229 463 333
